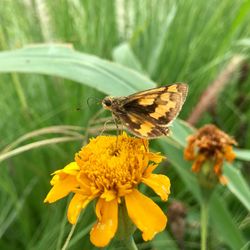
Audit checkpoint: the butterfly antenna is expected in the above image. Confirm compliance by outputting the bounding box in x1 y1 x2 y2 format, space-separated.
87 97 101 108
76 97 101 111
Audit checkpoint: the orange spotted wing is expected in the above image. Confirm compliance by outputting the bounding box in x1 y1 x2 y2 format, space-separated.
102 83 188 138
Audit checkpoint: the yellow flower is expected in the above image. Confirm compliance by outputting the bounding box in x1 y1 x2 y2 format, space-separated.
44 132 170 247
184 124 237 185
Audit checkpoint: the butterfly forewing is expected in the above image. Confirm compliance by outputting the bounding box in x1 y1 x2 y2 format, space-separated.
125 83 188 103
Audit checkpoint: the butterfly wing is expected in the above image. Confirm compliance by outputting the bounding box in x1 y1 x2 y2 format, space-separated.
125 82 188 105
118 110 171 138
117 83 188 138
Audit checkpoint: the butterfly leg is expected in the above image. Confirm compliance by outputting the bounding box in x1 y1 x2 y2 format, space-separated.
141 139 148 152
100 118 113 136
111 114 121 148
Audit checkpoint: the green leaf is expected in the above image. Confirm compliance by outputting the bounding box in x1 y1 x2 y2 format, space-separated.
158 138 202 202
0 45 156 96
0 178 37 238
236 38 250 46
235 148 250 161
112 43 144 73
224 163 250 211
147 4 177 75
170 119 195 147
210 193 246 249
152 231 179 250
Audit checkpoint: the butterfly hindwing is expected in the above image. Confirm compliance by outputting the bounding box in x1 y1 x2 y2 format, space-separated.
117 110 169 138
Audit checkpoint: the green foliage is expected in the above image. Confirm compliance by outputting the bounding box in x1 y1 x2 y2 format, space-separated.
0 0 250 249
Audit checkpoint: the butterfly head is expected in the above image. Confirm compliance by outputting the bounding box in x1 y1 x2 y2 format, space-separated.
102 96 114 110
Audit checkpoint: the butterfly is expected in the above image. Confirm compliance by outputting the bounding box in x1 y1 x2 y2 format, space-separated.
102 83 188 138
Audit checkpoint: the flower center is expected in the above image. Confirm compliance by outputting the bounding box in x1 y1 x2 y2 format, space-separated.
75 134 149 196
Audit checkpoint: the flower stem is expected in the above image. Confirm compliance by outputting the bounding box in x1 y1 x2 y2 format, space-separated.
201 199 209 250
109 200 137 250
114 236 137 250
61 222 77 250
125 237 138 250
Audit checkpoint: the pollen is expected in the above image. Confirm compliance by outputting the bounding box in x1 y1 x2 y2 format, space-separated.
75 133 152 198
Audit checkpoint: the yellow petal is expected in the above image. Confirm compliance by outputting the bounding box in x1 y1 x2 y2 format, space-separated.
90 198 118 247
61 162 80 174
44 162 80 203
53 162 79 177
67 193 93 224
142 174 170 201
44 175 78 203
125 189 167 241
144 163 158 177
101 189 117 201
77 172 92 189
148 152 165 163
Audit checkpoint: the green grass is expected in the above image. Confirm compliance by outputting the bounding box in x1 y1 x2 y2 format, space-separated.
0 0 250 249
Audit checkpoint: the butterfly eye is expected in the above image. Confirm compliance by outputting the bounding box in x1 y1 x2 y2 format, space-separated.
103 99 112 107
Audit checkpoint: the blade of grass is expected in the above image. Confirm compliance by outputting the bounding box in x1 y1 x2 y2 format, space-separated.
0 178 37 238
0 136 83 163
0 45 156 96
234 148 250 161
224 163 250 211
112 42 144 73
210 193 246 249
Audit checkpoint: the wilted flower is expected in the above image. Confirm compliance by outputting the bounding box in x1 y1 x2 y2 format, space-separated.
184 124 237 185
44 132 170 247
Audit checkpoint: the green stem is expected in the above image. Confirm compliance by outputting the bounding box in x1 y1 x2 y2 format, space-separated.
12 73 28 111
201 200 209 250
61 221 77 250
108 200 137 250
116 236 137 250
126 237 137 250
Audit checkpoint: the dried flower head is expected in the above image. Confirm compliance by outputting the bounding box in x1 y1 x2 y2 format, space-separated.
44 132 170 247
184 124 237 185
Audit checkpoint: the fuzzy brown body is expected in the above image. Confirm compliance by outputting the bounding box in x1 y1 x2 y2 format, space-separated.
102 83 188 138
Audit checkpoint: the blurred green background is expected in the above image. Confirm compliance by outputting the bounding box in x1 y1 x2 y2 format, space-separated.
0 0 250 249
